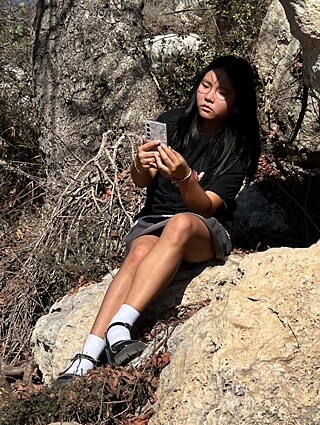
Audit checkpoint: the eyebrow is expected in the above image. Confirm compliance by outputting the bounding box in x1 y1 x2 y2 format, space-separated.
202 77 230 93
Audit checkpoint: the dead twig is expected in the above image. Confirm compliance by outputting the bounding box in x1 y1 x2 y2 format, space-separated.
0 130 144 363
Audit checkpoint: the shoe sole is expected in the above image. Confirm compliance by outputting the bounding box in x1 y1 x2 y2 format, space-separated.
52 373 82 388
114 341 146 365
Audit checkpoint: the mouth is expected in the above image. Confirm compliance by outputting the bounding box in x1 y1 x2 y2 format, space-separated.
200 104 213 113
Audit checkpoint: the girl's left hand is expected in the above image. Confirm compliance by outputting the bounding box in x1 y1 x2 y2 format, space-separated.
155 144 191 180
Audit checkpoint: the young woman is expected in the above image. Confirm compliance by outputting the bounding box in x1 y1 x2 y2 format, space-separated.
54 55 260 385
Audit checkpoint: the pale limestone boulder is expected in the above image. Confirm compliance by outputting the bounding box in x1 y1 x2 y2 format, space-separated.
31 276 113 384
150 241 320 425
255 0 300 77
255 0 320 162
279 0 320 99
33 241 320 423
32 256 242 384
145 33 201 72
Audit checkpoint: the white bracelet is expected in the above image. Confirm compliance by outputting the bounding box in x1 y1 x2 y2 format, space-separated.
171 168 192 185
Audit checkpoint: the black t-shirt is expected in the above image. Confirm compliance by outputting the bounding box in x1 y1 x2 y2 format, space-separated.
136 109 246 230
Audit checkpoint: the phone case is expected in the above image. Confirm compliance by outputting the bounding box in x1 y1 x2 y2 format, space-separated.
145 120 167 144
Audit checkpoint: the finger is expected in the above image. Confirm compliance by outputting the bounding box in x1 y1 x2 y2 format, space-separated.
163 147 188 170
150 151 161 165
161 144 182 163
165 145 183 161
154 152 176 178
138 145 161 159
154 152 168 171
157 144 176 166
139 154 160 169
142 140 161 152
139 152 160 162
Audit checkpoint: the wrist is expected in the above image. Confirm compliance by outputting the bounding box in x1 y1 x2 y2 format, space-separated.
133 157 143 174
171 168 192 185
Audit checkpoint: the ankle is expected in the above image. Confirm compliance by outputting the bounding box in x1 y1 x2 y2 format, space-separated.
106 304 140 347
107 323 131 347
63 357 94 376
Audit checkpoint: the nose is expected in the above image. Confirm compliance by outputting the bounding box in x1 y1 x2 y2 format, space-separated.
204 87 215 103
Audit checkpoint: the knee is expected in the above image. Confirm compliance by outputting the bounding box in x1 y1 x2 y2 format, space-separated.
162 214 196 246
126 239 155 267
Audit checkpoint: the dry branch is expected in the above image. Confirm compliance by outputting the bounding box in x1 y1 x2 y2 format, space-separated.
0 130 145 363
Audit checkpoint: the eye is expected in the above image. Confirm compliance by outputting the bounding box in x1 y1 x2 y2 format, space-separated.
216 88 229 100
198 80 211 94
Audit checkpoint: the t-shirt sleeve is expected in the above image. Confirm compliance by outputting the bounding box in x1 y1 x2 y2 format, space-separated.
207 158 246 207
156 109 182 124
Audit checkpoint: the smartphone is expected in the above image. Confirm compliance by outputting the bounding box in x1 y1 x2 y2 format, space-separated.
145 120 167 144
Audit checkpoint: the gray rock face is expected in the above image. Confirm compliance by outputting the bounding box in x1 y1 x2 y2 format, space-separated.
150 241 320 424
33 0 161 193
145 33 201 72
279 0 320 99
32 241 320 425
234 183 289 233
255 0 320 163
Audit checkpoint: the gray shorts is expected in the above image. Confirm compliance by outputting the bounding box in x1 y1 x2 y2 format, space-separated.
125 213 232 262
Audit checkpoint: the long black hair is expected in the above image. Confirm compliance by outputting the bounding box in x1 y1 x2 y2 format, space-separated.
170 55 261 189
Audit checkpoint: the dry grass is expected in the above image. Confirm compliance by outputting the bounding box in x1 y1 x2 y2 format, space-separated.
0 130 145 364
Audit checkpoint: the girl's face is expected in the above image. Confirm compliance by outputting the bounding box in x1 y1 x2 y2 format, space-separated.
196 68 237 134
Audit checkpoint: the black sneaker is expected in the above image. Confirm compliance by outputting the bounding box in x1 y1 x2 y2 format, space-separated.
52 353 97 387
105 322 146 366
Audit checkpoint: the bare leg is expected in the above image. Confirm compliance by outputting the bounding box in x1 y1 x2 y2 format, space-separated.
55 214 217 380
124 213 215 312
90 234 159 338
91 213 216 337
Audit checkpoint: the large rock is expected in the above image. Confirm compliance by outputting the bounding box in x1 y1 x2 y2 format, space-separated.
145 33 201 72
255 0 300 77
150 241 320 424
255 0 320 163
233 183 289 234
33 0 161 194
279 0 320 99
32 241 320 425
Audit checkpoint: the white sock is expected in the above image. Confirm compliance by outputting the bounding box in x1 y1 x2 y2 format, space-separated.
107 304 140 347
63 334 106 376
